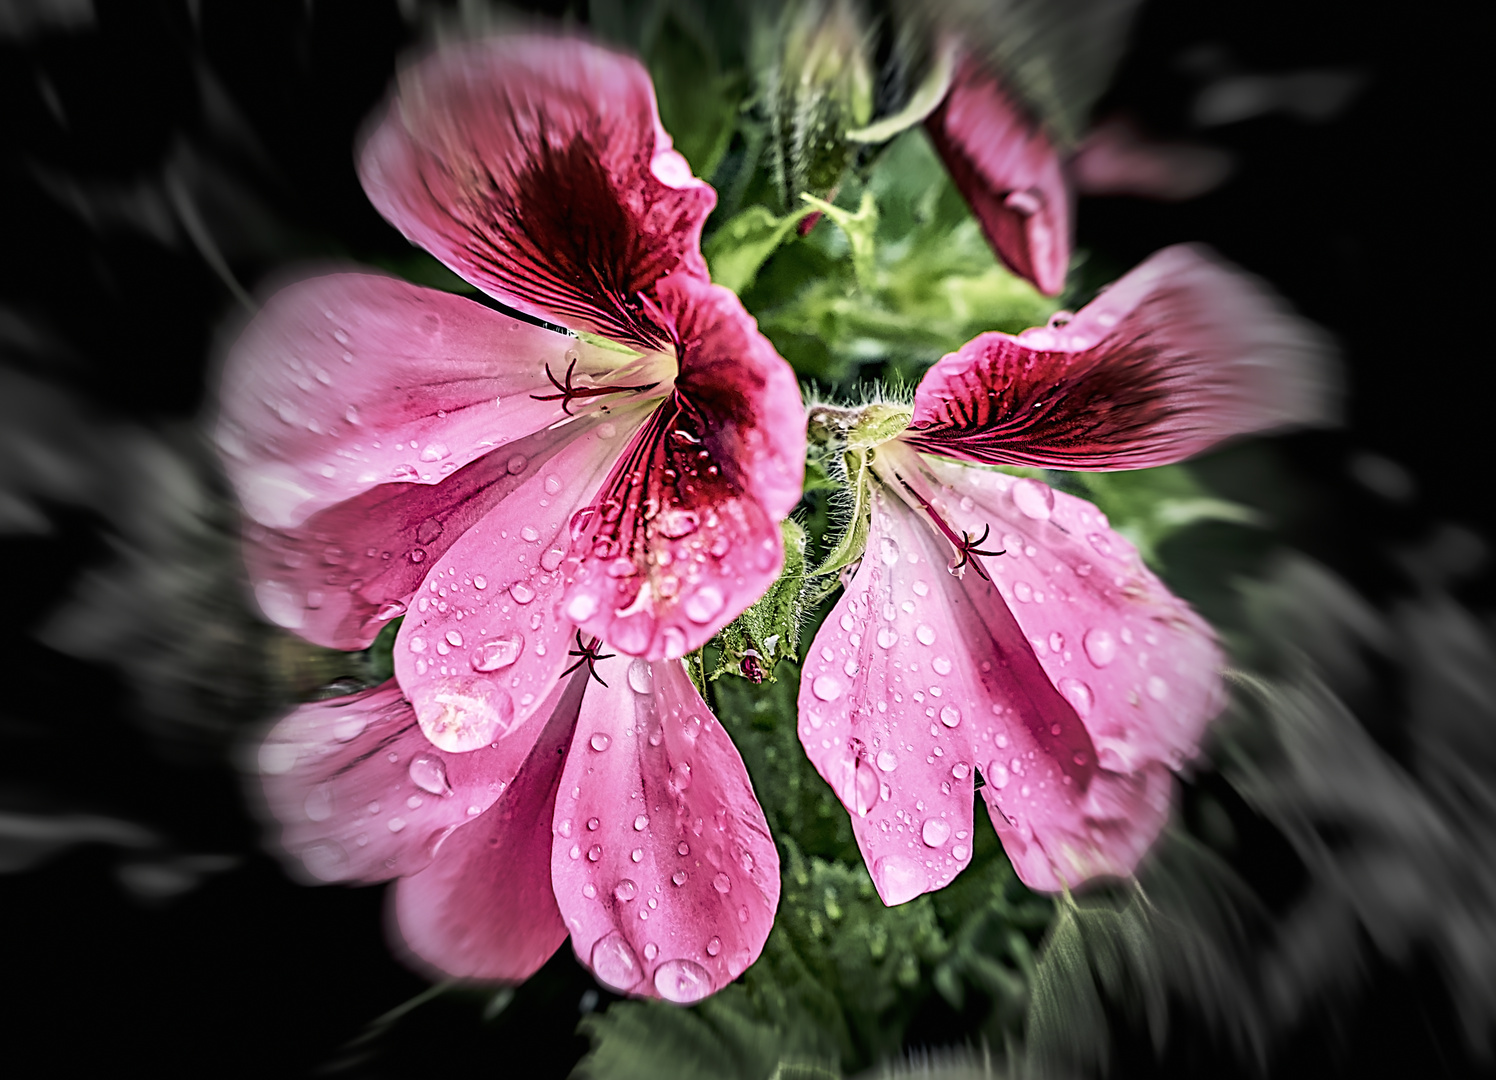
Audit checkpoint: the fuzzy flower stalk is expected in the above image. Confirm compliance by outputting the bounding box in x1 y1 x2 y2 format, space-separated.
218 35 804 1001
797 245 1336 902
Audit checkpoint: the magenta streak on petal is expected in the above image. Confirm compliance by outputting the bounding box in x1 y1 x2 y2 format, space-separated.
216 272 648 532
393 405 654 753
561 274 805 660
258 680 540 885
904 245 1337 471
925 56 1070 296
551 656 779 1000
389 669 587 981
357 35 714 349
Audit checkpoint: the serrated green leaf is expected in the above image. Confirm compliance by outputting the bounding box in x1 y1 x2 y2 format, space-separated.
711 520 809 683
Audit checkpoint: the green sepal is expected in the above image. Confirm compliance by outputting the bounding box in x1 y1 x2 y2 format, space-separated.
709 519 808 683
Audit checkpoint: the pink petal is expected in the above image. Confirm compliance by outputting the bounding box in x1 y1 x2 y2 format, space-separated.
392 408 653 753
258 680 540 884
560 274 805 659
905 244 1338 470
551 656 779 1001
895 446 1225 775
1069 117 1233 202
925 57 1070 296
798 444 1209 896
389 672 587 981
244 421 589 651
358 35 715 348
216 272 665 530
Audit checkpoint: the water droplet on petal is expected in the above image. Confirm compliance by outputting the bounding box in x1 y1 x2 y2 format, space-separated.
633 815 649 831
590 932 642 991
587 844 603 861
408 755 449 795
304 784 333 822
471 634 524 671
951 761 970 780
671 869 687 886
989 763 1010 789
872 854 929 905
1059 677 1094 717
811 675 842 701
921 818 951 847
672 762 692 790
1012 479 1054 520
627 659 654 695
1083 628 1117 667
590 733 611 752
1088 533 1113 556
331 712 368 743
939 705 961 728
706 936 721 956
713 872 731 894
876 627 899 649
683 585 725 624
1147 675 1170 701
879 537 900 566
876 750 898 772
915 625 936 646
506 453 528 474
653 958 713 1003
614 879 638 901
932 657 952 675
374 601 407 622
419 443 449 463
445 630 464 648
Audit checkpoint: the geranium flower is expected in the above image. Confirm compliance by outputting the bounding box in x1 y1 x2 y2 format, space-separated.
796 245 1334 901
220 35 802 999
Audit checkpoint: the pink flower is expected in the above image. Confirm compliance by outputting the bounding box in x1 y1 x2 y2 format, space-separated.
797 245 1335 902
221 35 802 998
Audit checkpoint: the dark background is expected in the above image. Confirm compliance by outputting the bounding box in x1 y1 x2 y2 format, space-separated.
0 1 1487 1076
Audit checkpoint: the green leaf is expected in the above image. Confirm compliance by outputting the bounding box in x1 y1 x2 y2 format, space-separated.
647 12 745 180
707 203 818 294
801 191 878 291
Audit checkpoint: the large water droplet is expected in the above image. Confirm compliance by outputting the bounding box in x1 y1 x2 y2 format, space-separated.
876 750 898 772
812 675 842 701
915 625 936 646
1146 675 1170 701
590 733 611 752
627 659 653 695
921 818 952 847
653 959 713 1004
876 626 899 649
419 442 449 463
671 869 687 886
445 630 464 648
408 755 449 795
932 656 952 675
614 878 638 902
1059 677 1094 717
706 936 722 956
939 705 961 728
304 784 333 822
1012 479 1054 520
331 712 369 743
872 854 929 905
1083 628 1117 667
506 453 528 475
713 872 732 894
633 814 648 831
590 932 642 991
587 844 602 861
951 761 970 780
300 840 347 881
879 537 900 566
989 763 1010 789
671 761 692 790
374 600 406 622
471 634 524 672
683 585 726 624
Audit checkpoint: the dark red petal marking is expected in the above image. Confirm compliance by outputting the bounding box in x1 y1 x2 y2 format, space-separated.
905 244 1337 470
358 35 715 348
926 56 1070 296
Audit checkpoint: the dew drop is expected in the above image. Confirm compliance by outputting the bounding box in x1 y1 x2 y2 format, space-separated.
590 733 611 752
614 879 638 902
915 624 936 646
713 872 731 894
1146 675 1170 701
671 869 687 886
879 537 900 566
951 761 971 780
506 453 528 474
587 844 602 861
590 933 642 991
304 784 333 822
653 958 713 1004
872 854 928 905
706 936 722 956
876 750 898 772
932 656 952 675
1012 478 1055 520
876 627 899 649
682 585 725 624
1059 677 1094 717
939 705 961 728
408 755 449 795
1083 628 1117 667
627 659 654 695
470 634 524 672
445 630 464 648
633 814 649 831
811 675 842 702
419 443 449 463
921 818 951 847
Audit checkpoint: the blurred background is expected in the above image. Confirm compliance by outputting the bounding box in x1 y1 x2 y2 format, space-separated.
0 1 1489 1077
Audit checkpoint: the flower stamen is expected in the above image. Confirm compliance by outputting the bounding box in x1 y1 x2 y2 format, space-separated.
532 357 659 415
562 630 615 686
894 475 1004 582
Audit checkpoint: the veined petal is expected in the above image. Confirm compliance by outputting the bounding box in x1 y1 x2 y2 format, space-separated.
551 656 779 1002
925 56 1070 296
799 450 1196 897
561 275 805 659
257 681 537 885
389 671 586 981
392 406 654 753
358 35 715 348
905 244 1337 470
887 445 1225 774
216 272 663 530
